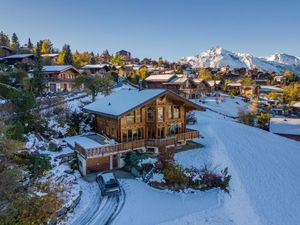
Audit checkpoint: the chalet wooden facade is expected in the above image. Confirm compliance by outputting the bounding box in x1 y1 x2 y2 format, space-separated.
77 89 205 175
30 65 80 92
240 85 260 98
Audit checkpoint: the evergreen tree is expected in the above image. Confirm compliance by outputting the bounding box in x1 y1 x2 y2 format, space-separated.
0 31 10 47
27 38 33 49
32 42 45 96
11 33 20 50
90 52 96 64
57 44 73 65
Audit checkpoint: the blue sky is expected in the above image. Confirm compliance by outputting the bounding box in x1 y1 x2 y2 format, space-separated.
1 0 299 60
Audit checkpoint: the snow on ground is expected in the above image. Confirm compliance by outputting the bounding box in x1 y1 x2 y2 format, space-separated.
115 94 300 225
197 95 251 117
113 179 226 225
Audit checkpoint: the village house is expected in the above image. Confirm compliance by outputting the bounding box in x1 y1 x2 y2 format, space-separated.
269 117 300 142
226 82 242 94
116 50 131 61
41 53 59 64
80 64 114 76
30 65 80 92
163 75 211 98
1 53 34 65
74 88 205 175
240 85 260 99
0 46 14 58
145 74 177 88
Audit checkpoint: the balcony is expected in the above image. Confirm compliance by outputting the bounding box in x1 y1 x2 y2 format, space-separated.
75 129 200 158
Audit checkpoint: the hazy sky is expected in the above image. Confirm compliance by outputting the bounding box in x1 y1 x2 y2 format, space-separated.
1 0 299 60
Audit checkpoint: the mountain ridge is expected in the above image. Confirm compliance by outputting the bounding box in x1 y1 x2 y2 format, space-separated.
180 47 300 75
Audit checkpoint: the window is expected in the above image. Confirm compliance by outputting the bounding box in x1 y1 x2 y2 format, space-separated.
147 107 155 122
168 106 173 119
128 129 133 141
132 129 137 140
135 109 141 123
147 127 155 139
138 128 143 139
122 130 128 142
126 112 135 124
168 124 182 135
158 107 164 122
158 127 165 138
173 106 180 119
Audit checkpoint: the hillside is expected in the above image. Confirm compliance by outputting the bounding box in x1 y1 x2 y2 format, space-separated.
180 47 300 75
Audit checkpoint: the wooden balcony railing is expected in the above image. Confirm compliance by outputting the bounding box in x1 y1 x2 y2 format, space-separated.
75 129 200 158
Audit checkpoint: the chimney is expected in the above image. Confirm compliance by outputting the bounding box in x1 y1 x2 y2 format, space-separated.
138 79 143 91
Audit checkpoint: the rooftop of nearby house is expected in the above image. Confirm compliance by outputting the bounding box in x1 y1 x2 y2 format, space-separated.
227 82 242 87
28 65 79 74
207 80 221 87
81 64 111 70
260 85 283 92
269 117 300 136
145 74 176 82
64 135 104 149
2 53 34 59
41 53 59 58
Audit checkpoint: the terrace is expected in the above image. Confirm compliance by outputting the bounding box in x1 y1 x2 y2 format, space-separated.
75 129 200 158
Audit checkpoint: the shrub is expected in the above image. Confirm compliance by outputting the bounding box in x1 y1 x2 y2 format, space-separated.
156 147 174 171
257 112 272 129
238 111 255 126
28 154 51 177
6 121 24 141
162 163 189 189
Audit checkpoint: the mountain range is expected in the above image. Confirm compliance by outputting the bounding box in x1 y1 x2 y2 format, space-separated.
180 47 300 75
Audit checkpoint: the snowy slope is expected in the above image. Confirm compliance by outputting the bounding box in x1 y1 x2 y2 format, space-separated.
115 98 300 225
180 47 300 75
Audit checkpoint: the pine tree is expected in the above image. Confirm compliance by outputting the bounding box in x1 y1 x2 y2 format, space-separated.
11 32 20 50
90 52 96 64
0 31 10 47
27 38 33 49
32 42 45 96
57 44 73 65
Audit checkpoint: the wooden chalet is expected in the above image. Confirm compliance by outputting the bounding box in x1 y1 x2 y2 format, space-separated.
30 65 80 92
163 75 211 99
76 88 205 175
145 74 177 89
240 85 260 98
0 46 14 58
1 53 34 65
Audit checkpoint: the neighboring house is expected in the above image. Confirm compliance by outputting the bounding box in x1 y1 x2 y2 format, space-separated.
116 50 131 61
260 85 283 94
240 85 260 98
75 88 205 175
80 64 114 76
0 46 14 58
42 53 59 64
207 80 222 91
145 74 177 88
163 75 211 98
30 65 80 92
269 117 300 142
226 82 242 94
1 53 34 65
291 101 300 116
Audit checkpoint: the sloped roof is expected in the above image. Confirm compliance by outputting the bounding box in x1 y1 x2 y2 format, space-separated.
269 118 300 136
2 53 34 59
145 74 176 82
84 88 205 118
81 64 111 69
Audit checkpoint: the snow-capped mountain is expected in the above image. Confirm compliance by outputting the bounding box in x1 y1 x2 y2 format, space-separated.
180 47 300 75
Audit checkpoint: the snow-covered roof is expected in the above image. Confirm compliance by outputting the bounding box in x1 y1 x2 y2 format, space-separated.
291 101 300 108
207 80 221 87
81 64 110 69
84 89 166 117
269 118 300 136
30 65 79 73
64 136 103 149
227 82 242 87
42 53 59 57
145 74 176 82
260 85 283 92
2 53 34 59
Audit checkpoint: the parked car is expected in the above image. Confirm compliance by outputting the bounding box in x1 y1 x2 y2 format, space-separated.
96 172 120 196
